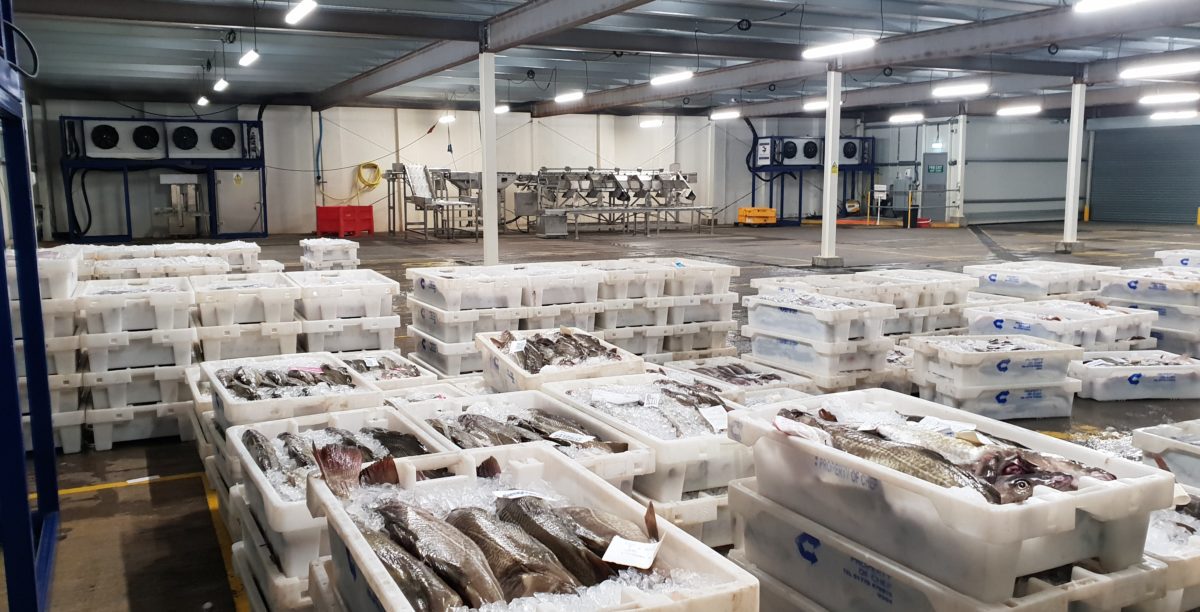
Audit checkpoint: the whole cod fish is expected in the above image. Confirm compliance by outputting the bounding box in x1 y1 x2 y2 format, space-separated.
446 506 582 600
362 529 463 612
557 506 652 557
497 495 613 586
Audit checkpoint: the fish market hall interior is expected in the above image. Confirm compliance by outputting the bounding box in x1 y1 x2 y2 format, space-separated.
7 0 1200 610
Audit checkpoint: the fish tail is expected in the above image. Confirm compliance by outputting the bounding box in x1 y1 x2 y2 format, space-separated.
359 457 399 486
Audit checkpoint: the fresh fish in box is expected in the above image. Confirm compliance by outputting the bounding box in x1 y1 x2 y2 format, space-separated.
691 362 783 387
496 495 614 587
490 328 623 375
446 506 582 600
362 528 464 612
242 429 282 472
345 356 422 381
278 431 316 468
362 426 431 458
215 363 358 401
558 506 652 556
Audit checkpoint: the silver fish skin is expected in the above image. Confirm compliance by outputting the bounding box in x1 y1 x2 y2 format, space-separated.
378 500 505 608
496 496 613 587
242 429 281 472
557 506 649 556
458 414 542 446
873 424 1000 465
362 530 463 612
278 431 315 468
446 506 582 600
1015 449 1117 481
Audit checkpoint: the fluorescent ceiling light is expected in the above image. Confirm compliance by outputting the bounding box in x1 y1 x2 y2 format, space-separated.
650 71 693 86
889 112 924 124
996 104 1043 116
932 82 990 98
802 38 876 60
438 114 456 124
639 118 664 128
494 105 510 114
213 78 229 92
554 91 584 103
1151 109 1198 121
1120 61 1200 80
285 0 318 24
931 141 944 150
1139 92 1200 105
196 96 210 107
709 109 741 121
238 49 259 67
803 100 828 112
1074 0 1149 13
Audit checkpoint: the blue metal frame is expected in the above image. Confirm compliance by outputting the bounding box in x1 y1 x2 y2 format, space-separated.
58 116 268 241
1 0 61 607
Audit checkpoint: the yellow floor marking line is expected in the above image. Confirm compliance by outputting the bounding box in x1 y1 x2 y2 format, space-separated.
202 473 250 612
30 471 204 500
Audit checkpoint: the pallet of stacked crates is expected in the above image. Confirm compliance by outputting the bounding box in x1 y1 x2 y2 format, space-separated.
1133 418 1200 488
965 299 1159 351
90 255 230 281
76 276 199 451
906 335 1083 419
289 269 403 355
192 272 304 362
728 388 1177 610
543 371 752 547
661 354 815 404
156 241 262 272
1070 351 1200 401
963 260 1119 300
299 238 358 271
855 268 979 336
1096 266 1200 357
10 247 85 453
1155 249 1200 268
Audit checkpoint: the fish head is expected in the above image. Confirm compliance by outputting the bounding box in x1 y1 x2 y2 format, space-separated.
973 450 1037 481
994 471 1076 503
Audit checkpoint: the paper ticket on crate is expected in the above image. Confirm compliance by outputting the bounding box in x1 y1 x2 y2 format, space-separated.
548 430 596 444
603 535 663 570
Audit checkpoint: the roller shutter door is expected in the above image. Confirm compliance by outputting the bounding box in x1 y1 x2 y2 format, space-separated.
1091 127 1200 224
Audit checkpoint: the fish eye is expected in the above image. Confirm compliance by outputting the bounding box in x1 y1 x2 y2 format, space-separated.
1015 479 1030 489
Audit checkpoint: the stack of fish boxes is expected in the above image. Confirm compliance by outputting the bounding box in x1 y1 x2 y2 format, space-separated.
963 260 1119 301
191 273 303 363
11 247 85 454
1071 351 1200 401
727 388 1176 611
289 269 403 355
76 276 199 451
589 258 740 363
1155 249 1200 268
89 255 231 280
1096 267 1200 357
300 238 359 271
906 334 1084 419
965 298 1159 351
155 241 262 272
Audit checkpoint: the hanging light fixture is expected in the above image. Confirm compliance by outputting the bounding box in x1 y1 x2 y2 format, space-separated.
802 38 876 60
239 2 260 66
650 71 693 86
285 0 319 25
197 95 211 106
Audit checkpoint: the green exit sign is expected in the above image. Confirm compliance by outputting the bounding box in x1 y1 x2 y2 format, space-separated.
927 164 945 174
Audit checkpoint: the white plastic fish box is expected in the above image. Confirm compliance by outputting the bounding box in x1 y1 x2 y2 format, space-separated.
663 355 815 400
578 259 674 299
519 301 604 332
15 336 80 377
207 241 262 272
925 304 968 332
300 256 358 272
84 364 191 409
90 256 227 280
1028 300 1157 343
87 400 189 451
741 325 893 376
81 244 157 261
308 559 346 612
632 488 733 548
1133 420 1200 488
306 443 759 612
1150 328 1200 359
299 238 358 264
205 459 237 535
190 273 300 326
9 297 75 340
257 259 286 273
406 266 525 311
510 263 604 306
406 296 526 343
907 334 1084 387
963 261 1119 299
476 328 645 393
190 409 215 460
664 320 736 352
595 324 675 356
721 386 813 408
300 315 402 353
727 551 825 612
1141 486 1200 612
597 297 674 329
729 477 1170 612
743 293 896 343
642 346 740 365
1070 351 1200 401
407 326 482 376
6 248 81 299
22 410 84 455
234 492 313 611
965 303 1157 349
543 373 753 502
854 269 979 306
914 377 1082 420
17 374 81 415
966 291 1026 307
336 350 437 391
669 292 739 325
383 383 467 407
741 353 872 393
229 406 454 579
81 328 198 371
186 366 214 417
410 390 654 492
208 410 242 485
202 353 383 426
288 269 400 320
197 321 302 362
1155 249 1200 268
231 542 270 612
752 274 927 310
881 306 937 337
1098 267 1200 307
442 374 491 396
76 277 194 333
1103 299 1200 333
726 389 1177 603
625 257 739 297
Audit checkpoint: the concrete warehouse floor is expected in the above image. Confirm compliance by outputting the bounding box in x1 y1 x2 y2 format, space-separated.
6 220 1200 611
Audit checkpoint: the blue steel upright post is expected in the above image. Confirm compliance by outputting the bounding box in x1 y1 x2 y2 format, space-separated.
0 0 62 608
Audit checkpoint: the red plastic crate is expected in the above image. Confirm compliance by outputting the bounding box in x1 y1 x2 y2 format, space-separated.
316 206 374 238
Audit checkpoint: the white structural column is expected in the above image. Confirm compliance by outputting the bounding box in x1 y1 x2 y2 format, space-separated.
479 52 499 265
950 114 968 224
814 68 844 268
1057 81 1087 254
